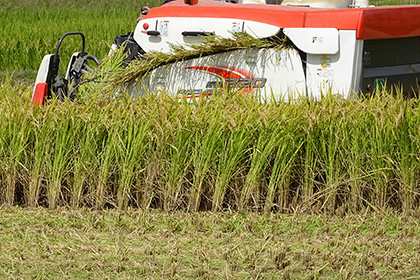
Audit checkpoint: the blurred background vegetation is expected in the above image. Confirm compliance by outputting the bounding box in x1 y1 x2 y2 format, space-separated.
1 0 419 78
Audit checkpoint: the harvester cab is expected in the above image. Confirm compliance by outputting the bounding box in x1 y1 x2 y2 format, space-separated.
31 32 100 106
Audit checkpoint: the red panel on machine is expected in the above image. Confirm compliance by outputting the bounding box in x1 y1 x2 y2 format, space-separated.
148 0 420 40
31 83 48 106
357 6 420 39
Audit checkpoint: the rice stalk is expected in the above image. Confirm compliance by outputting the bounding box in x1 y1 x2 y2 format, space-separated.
45 104 77 209
188 106 224 211
4 110 30 205
160 106 195 211
390 98 420 211
94 109 118 209
100 33 286 96
265 129 303 213
70 110 102 208
27 109 50 207
316 104 347 212
240 122 277 211
300 102 321 209
212 126 252 211
366 97 397 210
343 104 371 212
114 104 151 210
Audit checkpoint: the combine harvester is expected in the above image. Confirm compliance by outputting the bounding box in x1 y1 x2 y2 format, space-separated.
32 0 420 105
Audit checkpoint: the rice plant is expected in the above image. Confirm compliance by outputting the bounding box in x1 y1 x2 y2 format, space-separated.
2 73 420 214
2 0 420 214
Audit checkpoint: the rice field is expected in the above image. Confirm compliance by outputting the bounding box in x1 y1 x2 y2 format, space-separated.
2 1 420 278
1 0 420 213
1 77 419 214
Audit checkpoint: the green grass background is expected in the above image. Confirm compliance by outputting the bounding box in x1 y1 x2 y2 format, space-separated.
0 0 161 74
1 0 420 74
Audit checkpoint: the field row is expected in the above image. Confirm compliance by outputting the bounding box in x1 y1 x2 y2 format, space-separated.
1 81 419 213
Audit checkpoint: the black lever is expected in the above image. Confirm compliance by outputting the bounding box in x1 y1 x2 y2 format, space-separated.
182 31 215 37
147 31 161 36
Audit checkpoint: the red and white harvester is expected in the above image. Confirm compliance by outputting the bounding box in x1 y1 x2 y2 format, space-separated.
32 0 420 104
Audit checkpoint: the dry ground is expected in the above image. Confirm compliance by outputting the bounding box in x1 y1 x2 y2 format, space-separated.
1 207 420 279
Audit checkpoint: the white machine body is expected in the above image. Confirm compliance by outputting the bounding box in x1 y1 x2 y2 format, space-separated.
129 0 420 100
